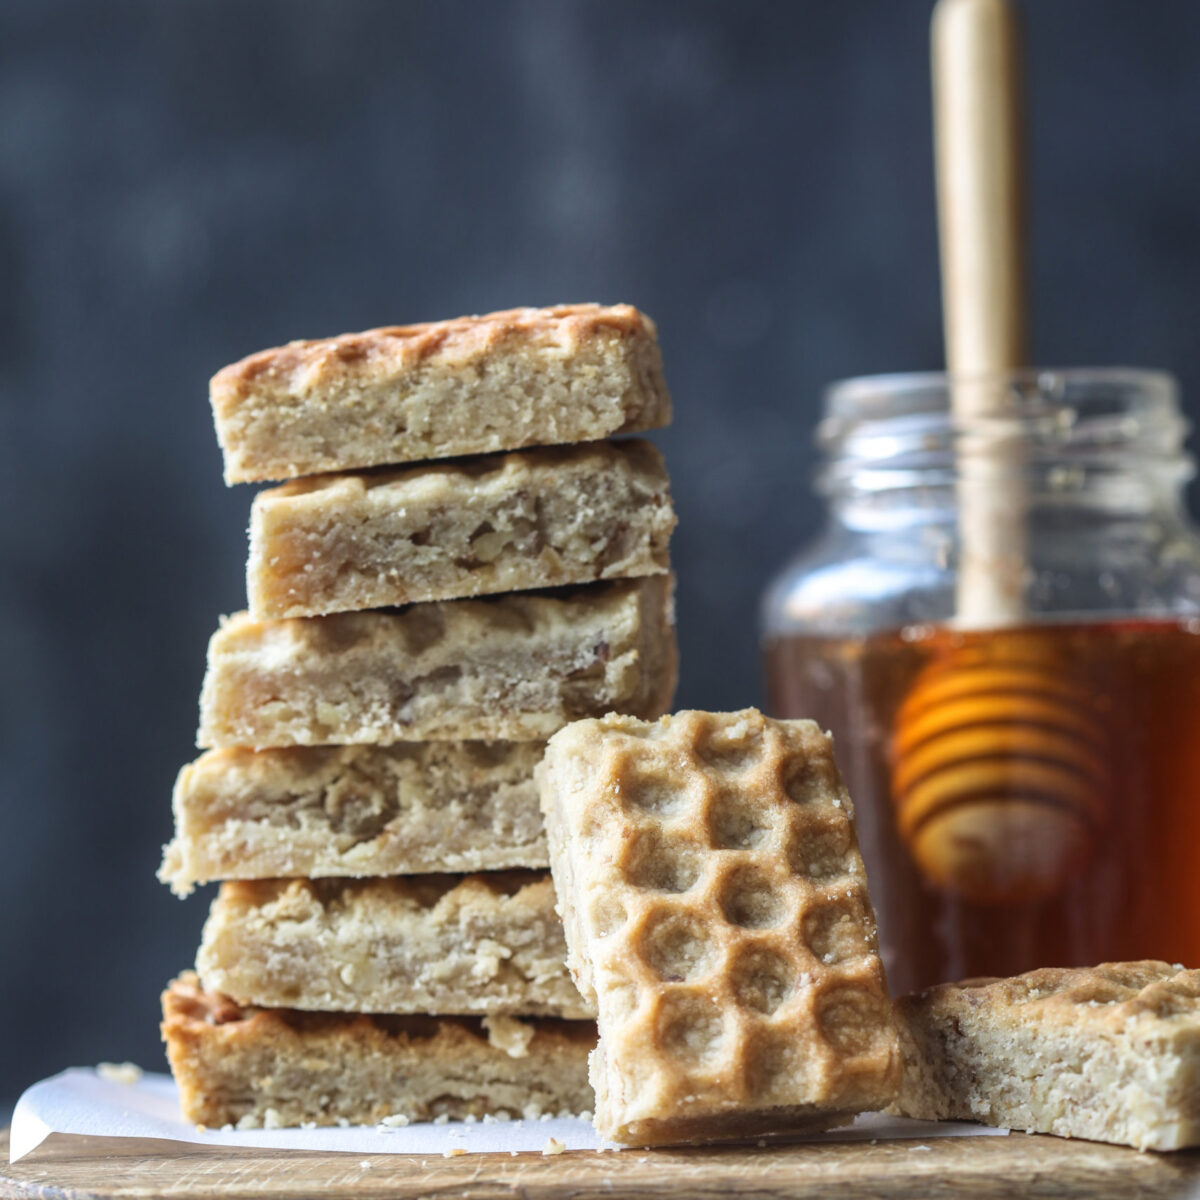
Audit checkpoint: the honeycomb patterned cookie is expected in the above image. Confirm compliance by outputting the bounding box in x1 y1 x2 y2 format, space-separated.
893 962 1200 1150
537 708 900 1145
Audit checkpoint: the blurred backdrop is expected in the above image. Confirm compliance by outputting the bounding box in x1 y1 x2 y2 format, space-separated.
4 0 1200 1110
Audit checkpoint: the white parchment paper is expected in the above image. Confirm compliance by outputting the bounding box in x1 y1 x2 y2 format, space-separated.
9 1068 1008 1163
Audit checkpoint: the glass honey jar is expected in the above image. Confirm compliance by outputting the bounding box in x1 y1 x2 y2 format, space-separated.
762 369 1200 996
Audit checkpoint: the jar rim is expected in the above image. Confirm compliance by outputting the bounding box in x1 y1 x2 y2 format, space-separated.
823 367 1178 425
815 366 1191 498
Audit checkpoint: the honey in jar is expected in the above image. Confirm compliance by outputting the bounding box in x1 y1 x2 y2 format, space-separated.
762 370 1200 995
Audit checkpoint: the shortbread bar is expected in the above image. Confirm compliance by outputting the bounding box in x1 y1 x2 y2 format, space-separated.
247 440 675 619
197 576 676 748
162 973 595 1128
211 303 671 483
196 873 592 1018
893 961 1200 1150
538 708 900 1145
160 742 548 896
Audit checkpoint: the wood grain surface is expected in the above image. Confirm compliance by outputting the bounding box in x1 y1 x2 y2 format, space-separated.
4 1127 1200 1200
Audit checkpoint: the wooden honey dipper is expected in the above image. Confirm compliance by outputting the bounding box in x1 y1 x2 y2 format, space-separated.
889 0 1109 905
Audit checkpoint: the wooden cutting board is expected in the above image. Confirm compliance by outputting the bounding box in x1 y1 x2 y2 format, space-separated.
3 1126 1200 1199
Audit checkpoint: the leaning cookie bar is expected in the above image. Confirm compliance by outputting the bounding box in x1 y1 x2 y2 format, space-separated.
197 576 677 748
211 303 671 483
893 961 1200 1150
162 973 595 1128
196 873 592 1018
160 741 548 895
247 439 675 618
538 708 900 1145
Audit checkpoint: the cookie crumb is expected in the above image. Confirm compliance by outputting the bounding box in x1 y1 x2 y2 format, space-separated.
543 1137 566 1156
96 1062 143 1085
444 1147 467 1158
483 1014 535 1058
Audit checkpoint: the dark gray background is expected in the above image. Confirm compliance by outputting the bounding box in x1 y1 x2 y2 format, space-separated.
4 0 1200 1111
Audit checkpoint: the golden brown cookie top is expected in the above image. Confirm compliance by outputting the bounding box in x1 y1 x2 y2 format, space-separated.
899 961 1200 1032
212 303 658 400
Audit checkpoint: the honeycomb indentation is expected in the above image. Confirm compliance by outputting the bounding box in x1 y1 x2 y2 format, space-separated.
657 992 727 1068
718 866 787 930
782 755 840 805
621 766 688 817
1054 976 1126 1006
707 790 772 850
1094 963 1164 993
1160 973 1200 1001
730 945 795 1015
1143 991 1198 1019
745 1029 802 1099
787 814 853 879
817 987 891 1057
694 723 759 773
588 895 628 938
801 894 872 965
639 910 717 982
624 832 702 894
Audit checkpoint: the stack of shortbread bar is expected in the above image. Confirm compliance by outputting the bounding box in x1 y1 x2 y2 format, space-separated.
159 303 679 1128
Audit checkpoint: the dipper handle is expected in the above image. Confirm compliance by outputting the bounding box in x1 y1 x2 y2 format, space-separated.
934 0 1028 375
933 0 1028 625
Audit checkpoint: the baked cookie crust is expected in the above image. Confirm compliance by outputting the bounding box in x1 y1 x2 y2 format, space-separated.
538 708 899 1145
197 576 677 748
162 972 595 1128
160 741 548 896
893 961 1200 1150
196 872 592 1018
211 303 671 484
246 440 675 619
